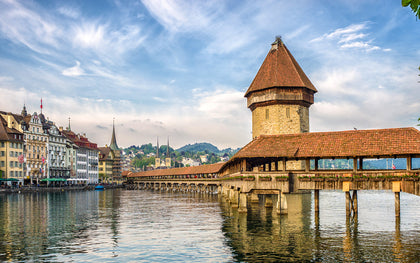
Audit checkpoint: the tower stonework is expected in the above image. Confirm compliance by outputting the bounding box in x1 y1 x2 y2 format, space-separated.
245 37 317 139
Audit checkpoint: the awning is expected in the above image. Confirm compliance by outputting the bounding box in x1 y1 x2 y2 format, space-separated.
40 178 67 182
67 178 89 181
0 178 20 181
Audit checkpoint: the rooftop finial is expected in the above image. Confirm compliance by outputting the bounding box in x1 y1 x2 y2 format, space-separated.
271 35 283 50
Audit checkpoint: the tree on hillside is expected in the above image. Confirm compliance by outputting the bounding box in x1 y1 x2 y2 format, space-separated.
403 0 420 19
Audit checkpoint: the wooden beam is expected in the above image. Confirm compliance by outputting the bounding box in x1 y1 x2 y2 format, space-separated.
305 159 310 172
353 158 357 172
407 155 412 171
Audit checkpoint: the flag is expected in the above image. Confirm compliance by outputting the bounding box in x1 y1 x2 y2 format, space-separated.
42 156 45 163
18 154 24 164
392 164 396 169
40 98 43 110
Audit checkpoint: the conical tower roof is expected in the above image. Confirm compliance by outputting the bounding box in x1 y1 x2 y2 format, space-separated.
245 37 317 97
110 119 119 151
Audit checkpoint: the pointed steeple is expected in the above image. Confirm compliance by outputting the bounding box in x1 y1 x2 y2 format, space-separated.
109 119 119 151
166 137 170 156
156 137 159 158
21 104 27 117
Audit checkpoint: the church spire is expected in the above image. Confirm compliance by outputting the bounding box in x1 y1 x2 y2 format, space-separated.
109 118 119 151
156 137 159 158
21 104 27 117
166 137 170 157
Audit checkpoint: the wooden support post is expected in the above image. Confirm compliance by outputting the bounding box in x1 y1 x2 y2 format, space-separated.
305 159 310 172
238 193 248 213
345 191 351 217
352 190 358 215
241 159 247 172
359 158 363 171
282 158 287 171
407 155 412 171
393 181 401 217
231 189 239 207
314 158 319 171
395 192 400 217
353 158 357 172
314 189 319 213
279 192 288 214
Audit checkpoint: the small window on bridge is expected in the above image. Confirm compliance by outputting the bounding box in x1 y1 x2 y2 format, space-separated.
412 158 420 170
310 159 353 170
362 158 407 170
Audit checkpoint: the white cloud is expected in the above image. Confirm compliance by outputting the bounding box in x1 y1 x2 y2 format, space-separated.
57 6 80 19
62 61 85 76
141 0 216 32
311 22 388 52
0 0 61 54
193 88 247 120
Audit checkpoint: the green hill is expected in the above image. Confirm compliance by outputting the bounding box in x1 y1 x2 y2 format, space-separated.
176 142 220 154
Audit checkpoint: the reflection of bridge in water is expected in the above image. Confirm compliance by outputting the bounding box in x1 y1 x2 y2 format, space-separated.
127 127 420 222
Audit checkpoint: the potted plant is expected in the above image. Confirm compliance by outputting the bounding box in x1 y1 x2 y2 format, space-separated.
259 176 272 181
275 175 289 181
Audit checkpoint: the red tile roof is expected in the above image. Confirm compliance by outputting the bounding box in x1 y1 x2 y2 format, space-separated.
245 39 317 97
61 130 98 150
0 115 24 142
231 127 420 160
128 162 225 178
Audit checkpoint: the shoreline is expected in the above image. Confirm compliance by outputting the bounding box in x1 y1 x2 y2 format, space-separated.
0 184 124 194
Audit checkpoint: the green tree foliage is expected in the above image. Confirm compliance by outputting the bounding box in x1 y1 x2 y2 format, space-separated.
402 0 420 19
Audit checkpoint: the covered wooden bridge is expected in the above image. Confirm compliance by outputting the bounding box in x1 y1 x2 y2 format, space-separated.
127 127 420 216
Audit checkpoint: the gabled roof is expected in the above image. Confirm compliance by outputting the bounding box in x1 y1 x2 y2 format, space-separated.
128 162 225 178
245 37 317 97
231 127 420 160
0 115 23 141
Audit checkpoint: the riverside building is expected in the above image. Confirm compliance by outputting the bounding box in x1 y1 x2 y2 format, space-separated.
98 121 122 183
61 129 99 185
47 124 69 180
0 115 24 185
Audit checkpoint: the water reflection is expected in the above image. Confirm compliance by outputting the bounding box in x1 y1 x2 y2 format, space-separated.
1 190 420 262
219 191 420 262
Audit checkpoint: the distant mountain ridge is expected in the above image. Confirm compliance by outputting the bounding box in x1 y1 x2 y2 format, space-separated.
176 142 239 155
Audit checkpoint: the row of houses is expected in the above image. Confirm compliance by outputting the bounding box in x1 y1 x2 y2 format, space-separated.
0 105 122 186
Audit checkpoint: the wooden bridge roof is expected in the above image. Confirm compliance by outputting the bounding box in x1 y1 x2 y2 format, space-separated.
231 127 420 160
128 162 225 178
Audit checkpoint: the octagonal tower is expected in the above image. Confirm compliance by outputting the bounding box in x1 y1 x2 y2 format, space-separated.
245 37 317 139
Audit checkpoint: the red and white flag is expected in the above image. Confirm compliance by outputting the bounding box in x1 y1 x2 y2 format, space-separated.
42 156 45 163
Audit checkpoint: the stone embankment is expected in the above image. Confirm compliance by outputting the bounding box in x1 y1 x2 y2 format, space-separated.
0 184 124 194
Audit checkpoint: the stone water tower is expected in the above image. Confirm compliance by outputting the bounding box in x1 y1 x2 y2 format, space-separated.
245 37 317 139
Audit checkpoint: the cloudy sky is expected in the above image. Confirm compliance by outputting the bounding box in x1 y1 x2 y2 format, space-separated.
0 0 419 149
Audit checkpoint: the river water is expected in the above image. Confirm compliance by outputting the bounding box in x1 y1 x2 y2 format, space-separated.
0 189 419 262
